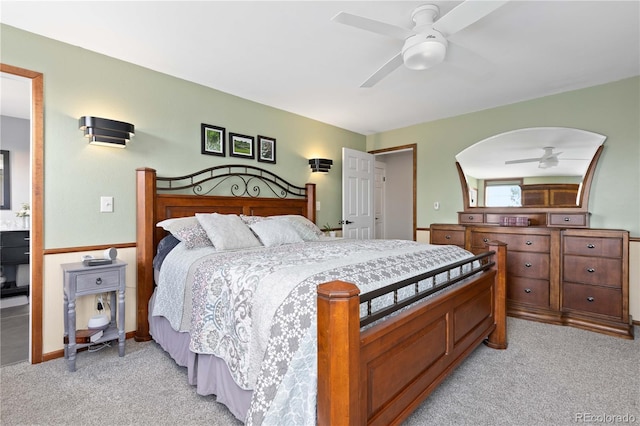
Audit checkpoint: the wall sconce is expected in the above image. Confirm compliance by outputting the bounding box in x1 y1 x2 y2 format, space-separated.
79 116 135 148
309 158 333 173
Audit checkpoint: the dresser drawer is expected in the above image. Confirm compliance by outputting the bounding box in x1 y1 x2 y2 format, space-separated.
563 255 621 288
563 236 622 258
508 277 549 307
430 229 465 247
471 232 549 253
548 213 588 227
507 252 549 279
1 246 30 264
75 270 120 293
458 213 484 224
0 231 30 247
563 282 622 318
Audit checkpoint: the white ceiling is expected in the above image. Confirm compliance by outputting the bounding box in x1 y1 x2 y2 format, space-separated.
1 1 639 135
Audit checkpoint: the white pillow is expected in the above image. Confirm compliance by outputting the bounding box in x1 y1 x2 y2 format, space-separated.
196 213 262 251
156 216 212 249
250 219 304 247
275 215 323 241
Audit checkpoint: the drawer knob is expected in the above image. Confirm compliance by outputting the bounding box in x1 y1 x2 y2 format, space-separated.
445 235 451 239
525 240 532 245
587 296 595 302
96 277 103 285
524 288 532 294
483 238 489 243
587 244 595 249
469 216 474 220
525 263 532 268
587 268 595 273
563 217 570 222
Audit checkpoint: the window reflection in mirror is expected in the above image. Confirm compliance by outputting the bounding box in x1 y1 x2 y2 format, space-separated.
0 150 10 210
456 127 606 208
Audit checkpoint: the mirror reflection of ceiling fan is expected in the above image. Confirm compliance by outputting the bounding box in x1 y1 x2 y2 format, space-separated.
332 1 509 87
505 147 565 169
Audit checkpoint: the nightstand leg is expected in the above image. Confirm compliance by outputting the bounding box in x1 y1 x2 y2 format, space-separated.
63 292 69 360
118 287 125 357
68 297 77 372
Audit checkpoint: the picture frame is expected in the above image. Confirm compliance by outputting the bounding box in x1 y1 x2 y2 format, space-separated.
229 132 255 159
201 123 226 157
257 135 276 164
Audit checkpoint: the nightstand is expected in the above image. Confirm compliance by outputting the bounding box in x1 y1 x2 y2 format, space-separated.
61 260 126 371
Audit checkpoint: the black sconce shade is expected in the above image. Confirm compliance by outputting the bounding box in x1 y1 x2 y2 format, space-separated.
309 158 333 173
79 116 135 148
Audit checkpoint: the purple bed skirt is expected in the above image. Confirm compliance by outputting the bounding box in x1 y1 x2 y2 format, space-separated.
149 292 252 422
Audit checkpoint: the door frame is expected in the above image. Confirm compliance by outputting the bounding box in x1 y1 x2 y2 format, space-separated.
370 144 417 241
1 64 44 363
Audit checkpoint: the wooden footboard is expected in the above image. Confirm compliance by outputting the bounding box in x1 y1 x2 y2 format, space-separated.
317 242 507 425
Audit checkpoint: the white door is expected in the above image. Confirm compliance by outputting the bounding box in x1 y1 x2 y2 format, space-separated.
342 147 375 239
374 161 386 239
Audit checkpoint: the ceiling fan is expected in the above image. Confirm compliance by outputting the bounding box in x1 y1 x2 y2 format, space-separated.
505 147 562 169
332 1 508 87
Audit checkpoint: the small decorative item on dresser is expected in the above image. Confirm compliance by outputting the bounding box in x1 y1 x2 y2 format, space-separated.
16 202 30 229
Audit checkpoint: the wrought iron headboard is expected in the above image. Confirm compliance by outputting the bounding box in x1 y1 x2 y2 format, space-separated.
156 164 308 199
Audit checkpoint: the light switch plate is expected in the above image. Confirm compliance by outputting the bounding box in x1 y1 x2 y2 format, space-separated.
100 196 114 213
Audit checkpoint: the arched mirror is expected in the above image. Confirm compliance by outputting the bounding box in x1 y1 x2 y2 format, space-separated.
456 127 605 211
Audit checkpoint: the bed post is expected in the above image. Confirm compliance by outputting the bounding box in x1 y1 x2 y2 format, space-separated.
317 280 361 426
305 183 316 224
485 241 508 349
135 167 156 342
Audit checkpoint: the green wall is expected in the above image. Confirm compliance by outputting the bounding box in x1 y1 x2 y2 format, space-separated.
2 24 638 247
367 77 640 236
1 25 365 248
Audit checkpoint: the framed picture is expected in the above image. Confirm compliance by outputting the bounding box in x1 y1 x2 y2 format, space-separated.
201 123 225 157
257 135 276 164
229 132 255 159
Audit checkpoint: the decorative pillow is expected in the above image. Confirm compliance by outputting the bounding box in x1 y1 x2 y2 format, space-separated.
196 213 262 251
276 215 323 241
152 234 181 270
156 216 212 249
249 219 304 247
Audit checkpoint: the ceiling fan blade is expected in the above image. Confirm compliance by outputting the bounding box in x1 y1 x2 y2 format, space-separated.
360 53 404 88
433 0 509 38
505 158 542 165
332 12 415 40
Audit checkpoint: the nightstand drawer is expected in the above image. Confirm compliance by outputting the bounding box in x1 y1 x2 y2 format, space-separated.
76 270 120 293
563 255 621 288
563 282 622 318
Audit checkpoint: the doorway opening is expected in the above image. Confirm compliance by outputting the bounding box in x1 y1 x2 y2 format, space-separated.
1 64 44 364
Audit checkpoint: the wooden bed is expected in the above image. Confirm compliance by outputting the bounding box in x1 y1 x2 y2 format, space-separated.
135 165 507 425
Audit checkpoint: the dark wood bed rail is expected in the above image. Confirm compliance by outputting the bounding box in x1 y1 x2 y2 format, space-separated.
317 241 507 425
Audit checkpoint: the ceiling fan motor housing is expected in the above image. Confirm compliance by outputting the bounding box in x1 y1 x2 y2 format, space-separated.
402 32 447 70
402 4 447 70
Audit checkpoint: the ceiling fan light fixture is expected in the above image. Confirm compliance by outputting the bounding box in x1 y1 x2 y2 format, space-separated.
402 34 447 70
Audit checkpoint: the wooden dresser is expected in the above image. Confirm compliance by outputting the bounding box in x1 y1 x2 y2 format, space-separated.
430 223 633 339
